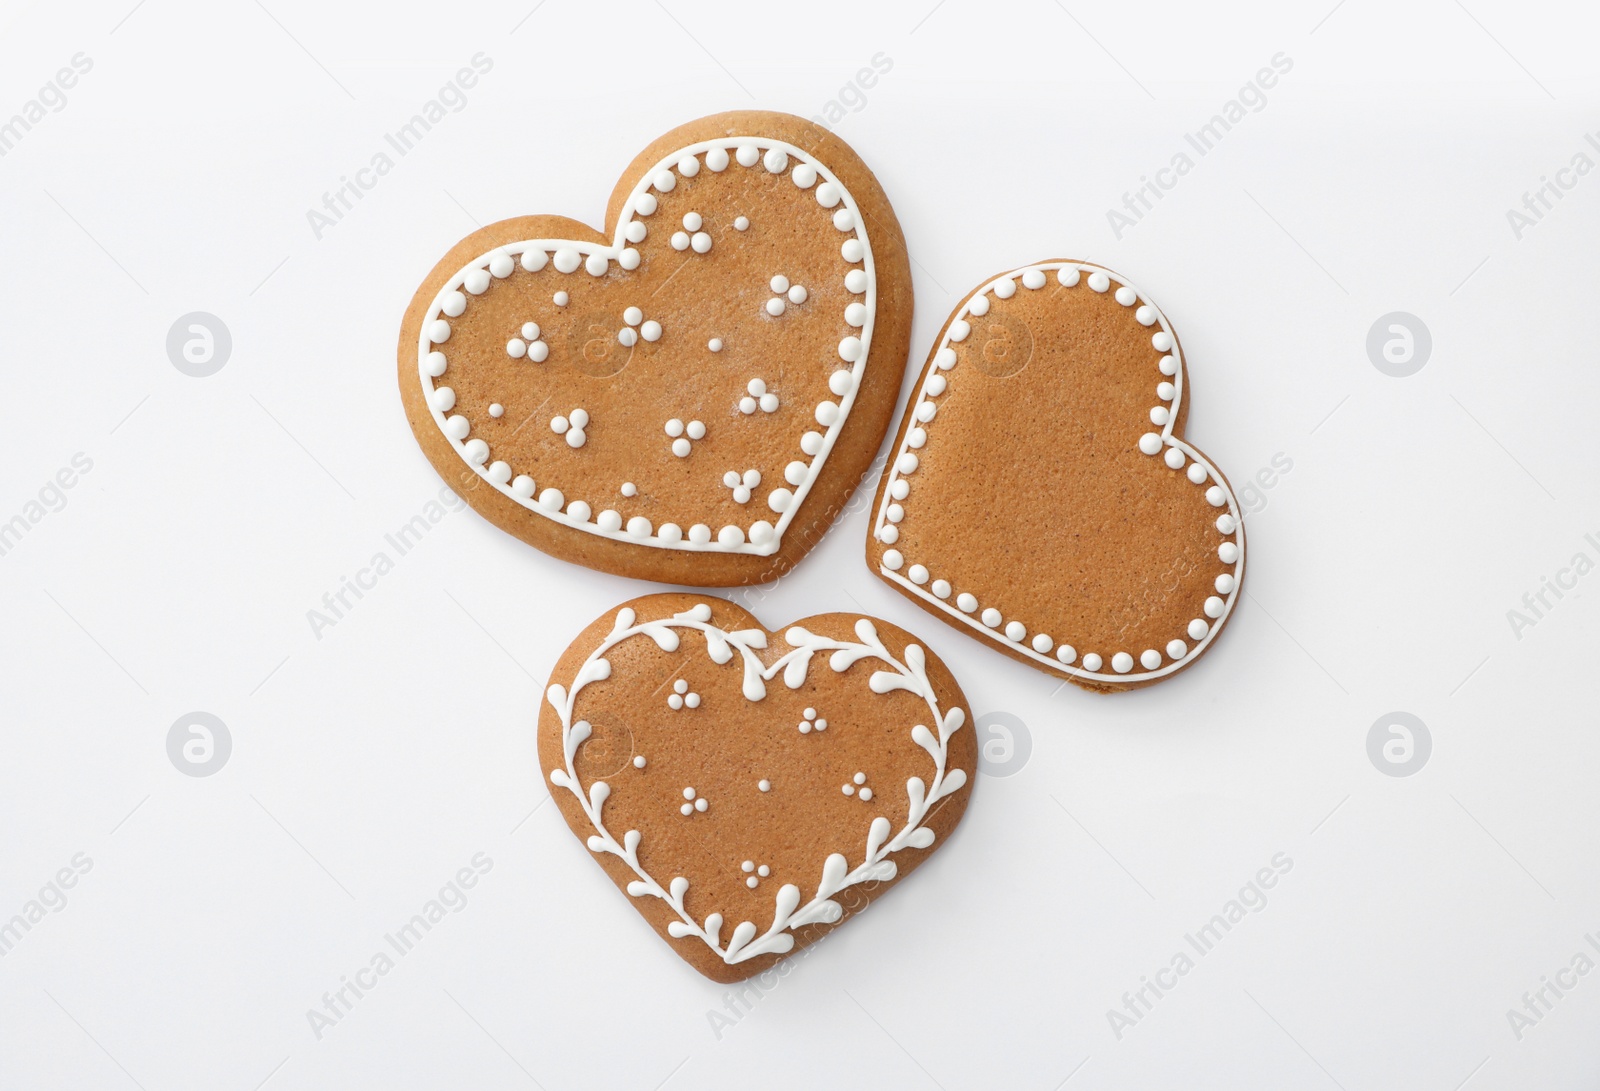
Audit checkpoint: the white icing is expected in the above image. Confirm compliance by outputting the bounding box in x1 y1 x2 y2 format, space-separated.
870 261 1244 685
546 604 968 965
416 137 878 558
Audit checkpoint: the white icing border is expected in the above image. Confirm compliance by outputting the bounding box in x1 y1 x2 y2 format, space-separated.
416 138 878 557
871 261 1245 685
546 602 968 966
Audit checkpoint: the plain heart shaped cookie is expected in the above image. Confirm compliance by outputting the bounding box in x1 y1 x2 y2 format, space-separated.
399 112 912 586
537 594 975 982
865 261 1245 692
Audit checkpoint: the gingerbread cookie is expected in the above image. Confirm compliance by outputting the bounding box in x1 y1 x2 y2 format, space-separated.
399 112 912 586
537 594 974 982
866 261 1245 692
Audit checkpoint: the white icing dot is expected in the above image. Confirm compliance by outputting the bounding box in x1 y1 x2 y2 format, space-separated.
1188 462 1208 485
766 297 786 317
708 338 723 352
464 269 490 295
641 320 662 342
653 169 676 192
845 269 868 293
767 488 793 513
636 189 657 214
734 216 749 230
665 418 684 437
927 375 948 396
1115 286 1137 306
956 593 978 613
980 608 1002 628
553 248 581 274
520 250 548 273
736 144 759 168
695 798 707 812
488 461 511 484
908 564 929 585
432 387 456 412
1217 514 1238 534
1088 272 1110 292
1058 267 1081 286
553 291 569 307
896 453 918 474
759 393 778 412
968 295 990 316
425 352 447 377
566 429 587 449
619 248 640 270
1158 382 1176 401
877 525 899 544
815 401 840 426
1022 268 1046 290
706 147 730 171
597 509 622 533
441 290 466 317
770 275 790 294
783 461 808 486
672 438 691 457
463 439 489 465
550 415 569 435
718 525 744 547
1056 644 1077 664
1216 573 1237 594
681 804 692 816
907 428 926 449
1168 639 1189 660
841 239 864 263
883 549 904 570
687 420 705 439
521 322 540 341
1160 355 1179 376
506 338 527 359
1006 621 1026 642
1219 542 1240 564
916 402 937 423
788 285 808 305
749 521 775 546
763 147 788 173
1164 448 1186 470
1205 486 1227 507
993 279 1016 300
620 481 637 497
512 475 535 498
1138 433 1162 456
671 231 690 251
931 580 951 599
489 252 514 278
1204 596 1225 619
800 431 824 455
1151 406 1171 425
691 231 712 254
445 415 469 439
845 302 868 327
832 208 854 232
529 341 549 363
1082 653 1103 671
948 320 970 342
682 213 702 232
842 784 854 796
633 755 646 769
623 306 643 326
739 397 757 415
1032 633 1053 653
815 181 841 207
1112 652 1134 673
538 488 564 511
657 523 683 543
618 328 638 347
627 516 652 538
488 403 504 419
1141 649 1162 669
625 221 647 244
1153 331 1174 352
585 253 608 276
1136 305 1158 326
758 778 770 791
792 163 817 187
839 336 863 362
429 319 451 344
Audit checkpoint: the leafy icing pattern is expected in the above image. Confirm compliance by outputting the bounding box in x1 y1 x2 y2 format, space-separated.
545 602 968 965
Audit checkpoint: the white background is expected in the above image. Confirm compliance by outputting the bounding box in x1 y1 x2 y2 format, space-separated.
2 0 1598 1087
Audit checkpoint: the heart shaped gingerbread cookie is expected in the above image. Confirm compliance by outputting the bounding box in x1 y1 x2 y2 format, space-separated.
399 112 912 586
537 594 974 982
866 261 1245 692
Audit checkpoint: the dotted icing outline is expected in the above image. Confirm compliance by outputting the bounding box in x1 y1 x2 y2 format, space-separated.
546 602 968 965
871 261 1245 685
416 138 877 557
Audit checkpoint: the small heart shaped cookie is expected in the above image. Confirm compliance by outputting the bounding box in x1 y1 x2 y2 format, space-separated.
866 261 1245 692
399 112 912 586
537 594 975 982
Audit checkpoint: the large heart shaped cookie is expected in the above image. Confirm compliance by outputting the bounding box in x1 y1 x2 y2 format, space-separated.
399 112 912 586
537 594 974 982
866 261 1245 692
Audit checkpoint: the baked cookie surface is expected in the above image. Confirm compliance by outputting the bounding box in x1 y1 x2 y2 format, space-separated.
537 594 975 982
866 261 1245 692
399 112 912 586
